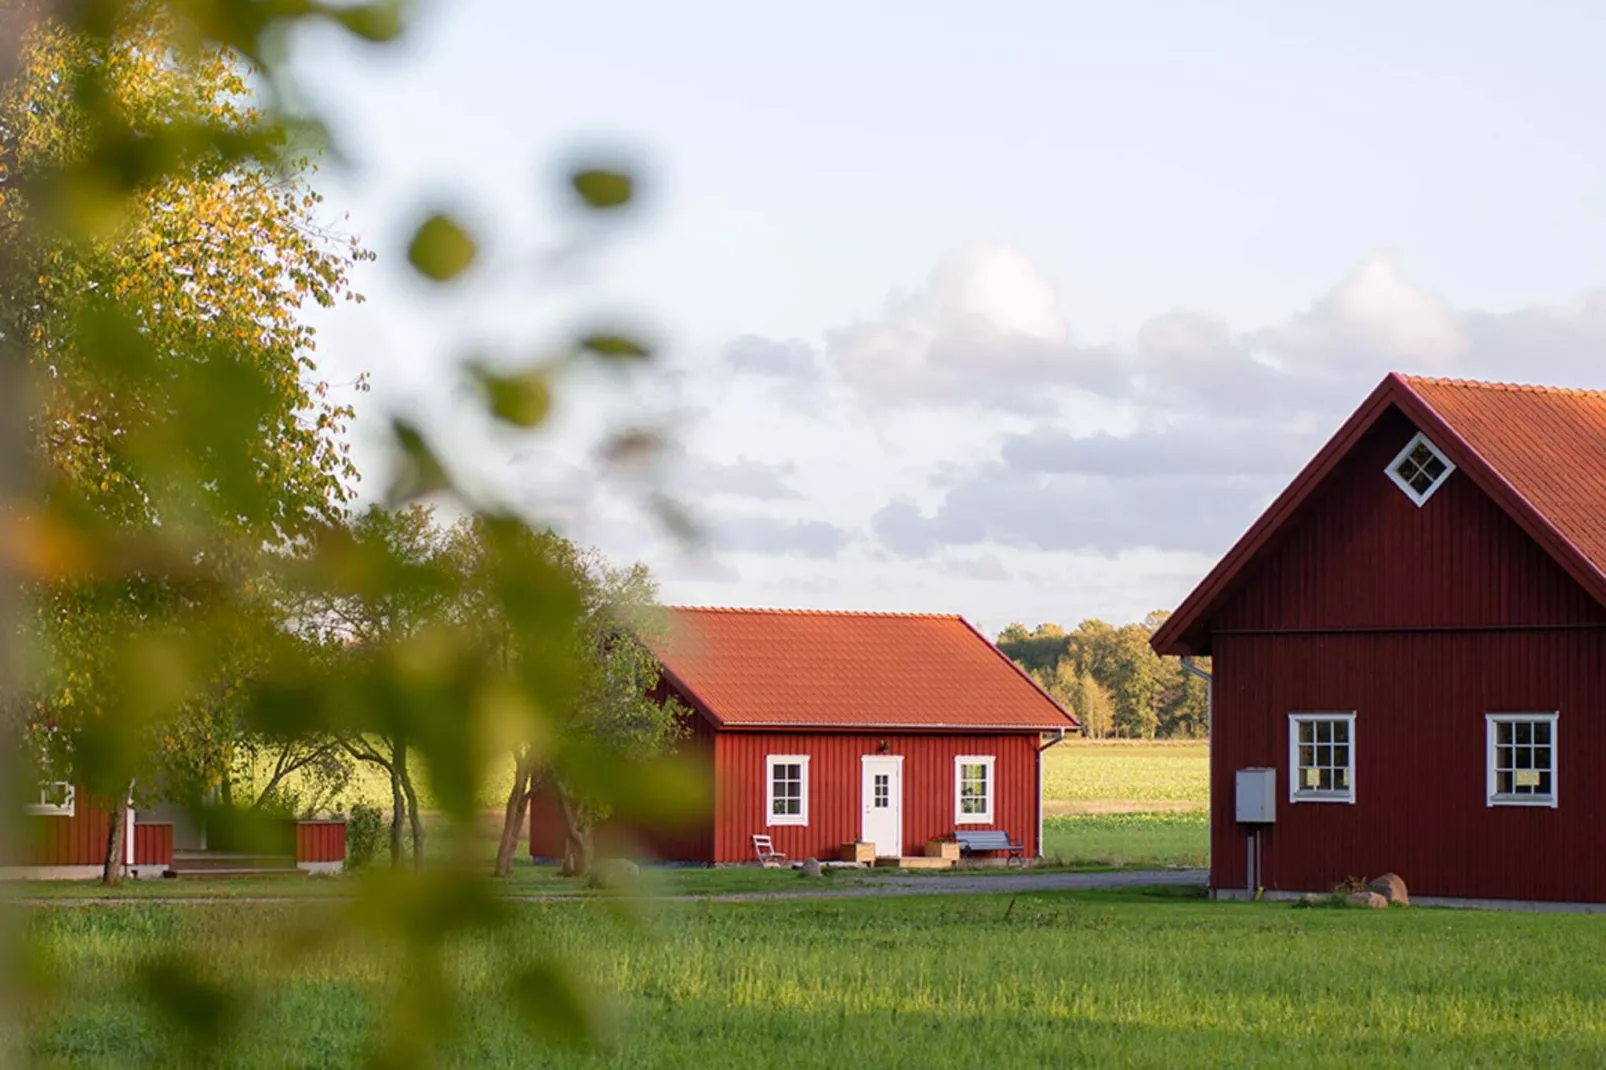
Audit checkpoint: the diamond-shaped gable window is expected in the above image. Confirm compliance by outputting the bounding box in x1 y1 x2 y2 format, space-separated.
1386 432 1455 506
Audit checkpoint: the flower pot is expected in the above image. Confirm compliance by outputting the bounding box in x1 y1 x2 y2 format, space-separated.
925 840 960 861
842 841 876 864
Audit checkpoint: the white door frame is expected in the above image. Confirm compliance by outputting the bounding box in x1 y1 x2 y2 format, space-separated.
860 755 904 858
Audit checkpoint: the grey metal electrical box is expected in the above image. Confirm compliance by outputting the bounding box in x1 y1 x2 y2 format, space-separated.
1235 767 1276 823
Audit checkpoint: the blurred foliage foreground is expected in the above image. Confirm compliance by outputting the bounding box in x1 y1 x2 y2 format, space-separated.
0 1 698 1063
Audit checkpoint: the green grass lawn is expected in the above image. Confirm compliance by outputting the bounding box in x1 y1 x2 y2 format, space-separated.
1042 812 1208 869
1041 740 1209 810
23 890 1606 1068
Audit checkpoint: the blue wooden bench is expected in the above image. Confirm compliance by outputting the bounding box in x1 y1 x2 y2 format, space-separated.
954 829 1026 867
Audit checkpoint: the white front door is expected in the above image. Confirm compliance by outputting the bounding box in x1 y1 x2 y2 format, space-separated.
861 756 903 857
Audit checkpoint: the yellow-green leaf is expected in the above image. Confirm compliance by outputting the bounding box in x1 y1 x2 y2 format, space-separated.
470 365 552 428
579 332 651 361
407 213 476 282
569 169 633 210
332 1 406 42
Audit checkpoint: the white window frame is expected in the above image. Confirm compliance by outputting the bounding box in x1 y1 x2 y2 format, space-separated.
1385 431 1456 507
1486 713 1558 808
765 755 810 827
26 781 75 817
954 755 996 824
1288 713 1356 804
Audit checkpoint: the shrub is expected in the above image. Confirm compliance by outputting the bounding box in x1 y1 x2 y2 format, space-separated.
346 803 384 869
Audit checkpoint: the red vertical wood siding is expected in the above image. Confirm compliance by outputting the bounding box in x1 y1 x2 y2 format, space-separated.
133 823 174 866
1206 405 1606 902
711 731 1041 864
295 820 347 863
1212 630 1606 901
1217 407 1606 633
5 787 110 866
529 701 717 863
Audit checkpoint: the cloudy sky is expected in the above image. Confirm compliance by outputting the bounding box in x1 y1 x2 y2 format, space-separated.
286 0 1606 635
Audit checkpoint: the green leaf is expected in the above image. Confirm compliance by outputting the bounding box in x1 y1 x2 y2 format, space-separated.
330 1 406 42
579 332 652 362
407 213 476 282
569 169 634 210
470 365 552 428
508 962 599 1046
387 420 451 501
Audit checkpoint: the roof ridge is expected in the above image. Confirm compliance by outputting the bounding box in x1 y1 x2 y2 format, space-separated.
665 605 964 620
1401 374 1606 399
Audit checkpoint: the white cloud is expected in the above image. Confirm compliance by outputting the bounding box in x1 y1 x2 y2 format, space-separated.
825 243 1124 409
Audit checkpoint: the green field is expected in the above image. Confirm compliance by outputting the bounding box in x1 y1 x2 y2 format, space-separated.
24 890 1606 1068
1041 741 1209 810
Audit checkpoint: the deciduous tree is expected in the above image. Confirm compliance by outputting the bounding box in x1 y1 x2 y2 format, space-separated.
4 6 365 882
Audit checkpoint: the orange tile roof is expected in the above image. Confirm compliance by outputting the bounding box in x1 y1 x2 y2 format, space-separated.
1400 376 1606 577
647 607 1078 731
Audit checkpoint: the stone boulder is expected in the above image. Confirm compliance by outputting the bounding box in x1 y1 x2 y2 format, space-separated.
588 858 640 889
799 857 824 879
1368 872 1409 906
1347 891 1388 909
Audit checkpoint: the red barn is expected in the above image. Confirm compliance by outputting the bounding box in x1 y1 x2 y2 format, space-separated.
530 607 1077 865
1153 373 1606 905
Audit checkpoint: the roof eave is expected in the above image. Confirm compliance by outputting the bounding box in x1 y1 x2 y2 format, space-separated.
1151 374 1405 656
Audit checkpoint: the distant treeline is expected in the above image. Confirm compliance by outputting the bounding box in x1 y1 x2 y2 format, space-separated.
998 612 1209 739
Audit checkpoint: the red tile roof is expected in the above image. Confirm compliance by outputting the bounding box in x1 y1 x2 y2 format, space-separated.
647 607 1078 731
1152 373 1606 656
1401 376 1606 578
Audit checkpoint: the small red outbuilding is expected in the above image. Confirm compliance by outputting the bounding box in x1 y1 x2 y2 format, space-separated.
1154 373 1606 904
530 607 1077 865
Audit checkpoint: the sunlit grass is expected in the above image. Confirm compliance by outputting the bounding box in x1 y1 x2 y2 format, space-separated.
24 891 1606 1068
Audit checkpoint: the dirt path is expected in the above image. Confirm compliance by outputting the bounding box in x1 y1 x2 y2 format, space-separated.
14 869 1207 907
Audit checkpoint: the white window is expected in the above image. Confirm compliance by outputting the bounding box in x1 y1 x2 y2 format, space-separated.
1386 431 1455 506
27 781 75 817
954 755 995 824
766 755 809 826
1487 714 1557 807
1288 713 1355 803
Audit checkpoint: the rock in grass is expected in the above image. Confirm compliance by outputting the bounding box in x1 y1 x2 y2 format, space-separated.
799 857 823 879
589 858 640 889
1347 891 1388 909
1368 872 1409 906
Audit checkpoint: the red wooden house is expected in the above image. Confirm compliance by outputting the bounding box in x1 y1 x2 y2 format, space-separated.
1153 373 1606 904
530 607 1077 865
4 784 346 880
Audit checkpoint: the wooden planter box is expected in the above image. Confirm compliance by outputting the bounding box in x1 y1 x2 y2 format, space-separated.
841 841 876 864
925 840 960 861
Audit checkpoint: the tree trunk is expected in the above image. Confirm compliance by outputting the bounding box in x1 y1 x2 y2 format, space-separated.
554 782 592 878
493 749 535 878
399 758 424 869
387 742 404 868
101 781 133 885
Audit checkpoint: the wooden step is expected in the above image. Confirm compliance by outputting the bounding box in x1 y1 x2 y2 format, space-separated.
169 866 304 879
170 852 295 872
873 855 955 870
